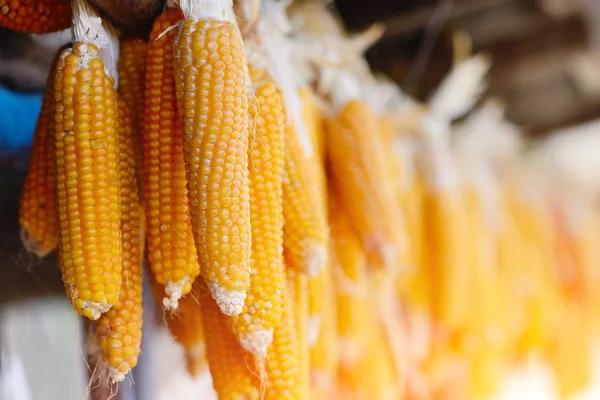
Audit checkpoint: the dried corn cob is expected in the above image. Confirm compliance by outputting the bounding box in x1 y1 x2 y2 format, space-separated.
143 9 199 310
282 120 328 276
285 266 310 399
117 37 147 186
337 316 399 400
19 71 57 257
96 99 143 382
422 188 472 332
309 264 338 398
265 279 304 399
328 187 369 366
232 67 285 357
325 99 404 269
54 42 122 320
0 0 71 33
199 280 260 399
172 0 252 317
150 276 206 377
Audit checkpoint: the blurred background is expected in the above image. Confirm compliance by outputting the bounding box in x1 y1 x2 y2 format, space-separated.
4 0 600 399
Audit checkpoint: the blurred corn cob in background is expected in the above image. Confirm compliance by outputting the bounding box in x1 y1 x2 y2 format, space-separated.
19 59 58 257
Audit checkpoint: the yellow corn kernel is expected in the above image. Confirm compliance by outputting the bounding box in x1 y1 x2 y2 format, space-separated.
199 281 260 399
231 67 285 357
282 121 328 276
285 267 310 399
144 10 199 310
19 73 57 257
54 43 122 320
96 98 143 382
325 100 404 269
118 37 147 187
0 0 71 33
328 187 369 366
309 263 338 398
174 13 252 317
150 276 206 377
265 280 304 399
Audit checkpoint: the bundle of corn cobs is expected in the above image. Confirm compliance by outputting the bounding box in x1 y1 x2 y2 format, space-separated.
10 0 600 398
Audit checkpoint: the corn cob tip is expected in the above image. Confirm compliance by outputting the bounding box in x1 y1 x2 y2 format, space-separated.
184 343 207 377
172 0 237 23
19 228 52 258
305 242 327 277
108 367 126 383
307 316 322 346
76 300 111 321
162 278 191 310
239 329 274 358
208 280 246 316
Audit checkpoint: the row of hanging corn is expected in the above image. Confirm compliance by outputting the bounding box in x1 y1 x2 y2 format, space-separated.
10 0 600 398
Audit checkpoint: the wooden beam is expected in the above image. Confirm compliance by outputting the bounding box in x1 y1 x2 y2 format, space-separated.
380 0 516 38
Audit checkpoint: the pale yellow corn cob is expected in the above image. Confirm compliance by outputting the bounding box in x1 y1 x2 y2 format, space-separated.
173 3 252 317
285 266 310 399
282 120 328 276
232 67 285 356
422 187 472 332
309 263 338 399
329 186 370 366
265 279 304 399
325 100 403 269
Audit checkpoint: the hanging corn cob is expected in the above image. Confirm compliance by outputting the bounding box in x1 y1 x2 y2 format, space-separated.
117 37 147 187
0 0 71 33
150 276 206 377
19 62 58 257
95 99 143 383
229 64 285 357
198 280 260 399
337 310 399 400
417 118 475 336
329 186 369 367
143 9 199 310
324 72 404 270
309 264 338 399
256 0 328 277
265 277 305 399
285 266 310 399
171 0 252 317
282 120 328 276
54 0 121 320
